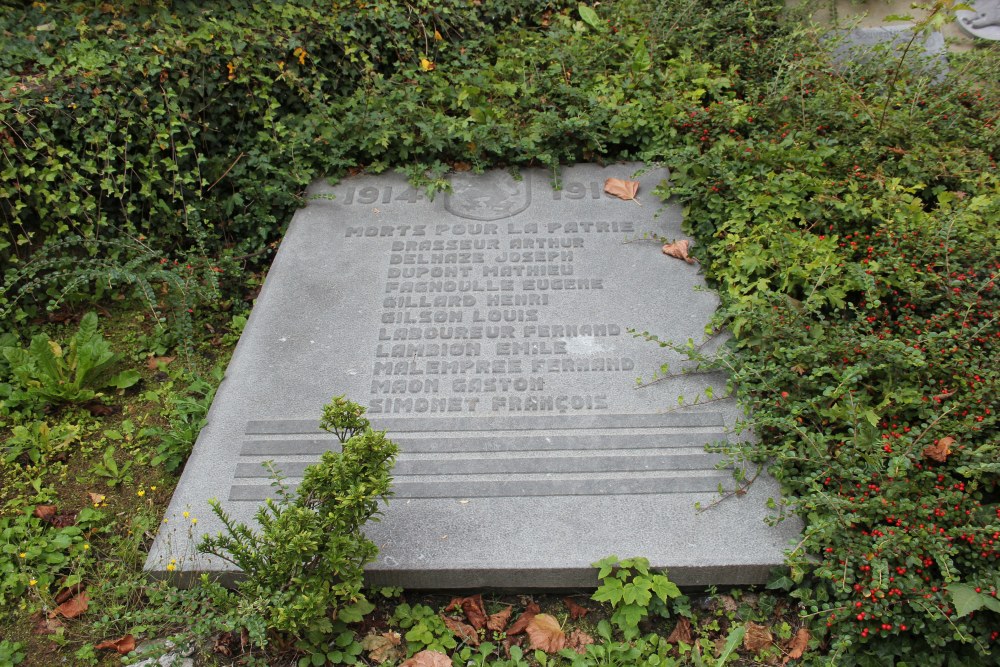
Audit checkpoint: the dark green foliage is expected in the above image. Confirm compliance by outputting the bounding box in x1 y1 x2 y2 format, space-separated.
198 397 397 656
2 311 139 413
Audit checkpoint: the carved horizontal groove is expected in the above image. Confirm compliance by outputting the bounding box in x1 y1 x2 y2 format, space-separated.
240 430 729 456
245 412 725 435
229 470 729 500
235 450 725 479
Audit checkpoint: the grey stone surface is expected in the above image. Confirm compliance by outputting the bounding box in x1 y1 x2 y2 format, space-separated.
830 23 947 76
146 163 801 588
957 0 1000 40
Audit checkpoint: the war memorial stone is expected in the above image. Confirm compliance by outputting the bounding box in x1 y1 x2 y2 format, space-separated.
147 163 801 588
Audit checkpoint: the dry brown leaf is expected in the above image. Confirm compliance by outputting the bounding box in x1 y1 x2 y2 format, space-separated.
146 355 176 370
743 622 773 652
563 597 590 620
604 178 640 201
666 617 692 644
453 161 472 172
88 492 106 506
923 436 955 463
52 591 89 619
441 614 480 646
662 239 697 264
361 631 403 664
782 628 811 664
446 594 488 630
54 583 84 605
84 401 118 417
401 650 453 667
487 605 513 631
526 614 566 653
717 594 739 612
506 601 540 636
566 629 594 655
33 613 64 635
501 635 524 657
95 634 136 654
34 505 57 520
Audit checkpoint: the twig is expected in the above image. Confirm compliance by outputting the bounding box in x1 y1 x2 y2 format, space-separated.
206 151 246 192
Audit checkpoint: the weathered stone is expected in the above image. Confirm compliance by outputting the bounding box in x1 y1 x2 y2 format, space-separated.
146 163 800 588
957 0 1000 40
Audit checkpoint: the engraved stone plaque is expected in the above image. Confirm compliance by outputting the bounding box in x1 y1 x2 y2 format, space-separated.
147 163 800 588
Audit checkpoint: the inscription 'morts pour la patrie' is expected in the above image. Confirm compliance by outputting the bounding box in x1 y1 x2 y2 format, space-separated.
148 163 801 589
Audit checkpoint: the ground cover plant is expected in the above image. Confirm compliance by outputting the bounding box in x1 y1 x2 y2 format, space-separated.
0 0 997 665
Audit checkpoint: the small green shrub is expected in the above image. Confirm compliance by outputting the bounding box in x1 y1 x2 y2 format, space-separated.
198 396 397 660
391 603 459 656
1 312 139 413
592 555 684 639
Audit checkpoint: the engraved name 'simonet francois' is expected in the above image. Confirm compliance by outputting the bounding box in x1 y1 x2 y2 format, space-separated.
344 201 640 414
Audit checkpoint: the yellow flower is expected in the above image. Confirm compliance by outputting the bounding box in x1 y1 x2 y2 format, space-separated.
29 579 37 586
83 544 90 551
150 486 157 491
19 552 26 559
190 518 198 525
420 58 435 72
166 563 176 572
137 489 145 497
182 511 190 518
434 30 443 41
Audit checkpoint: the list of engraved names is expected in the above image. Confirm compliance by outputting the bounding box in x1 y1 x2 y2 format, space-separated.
343 189 639 415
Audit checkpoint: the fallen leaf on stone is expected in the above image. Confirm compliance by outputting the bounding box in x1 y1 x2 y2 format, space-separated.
526 614 566 653
923 436 954 463
604 178 640 201
666 617 692 644
566 629 594 655
52 591 89 619
487 605 513 631
506 601 540 636
743 622 773 652
146 355 176 370
782 628 811 664
446 594 488 630
563 597 589 620
662 239 697 264
95 634 135 654
361 631 403 664
401 650 452 667
441 614 480 646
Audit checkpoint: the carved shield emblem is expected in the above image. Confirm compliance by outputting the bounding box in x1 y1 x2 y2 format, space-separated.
445 172 530 221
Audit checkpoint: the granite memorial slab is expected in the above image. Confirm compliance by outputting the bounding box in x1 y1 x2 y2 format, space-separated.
147 163 801 588
829 23 947 76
